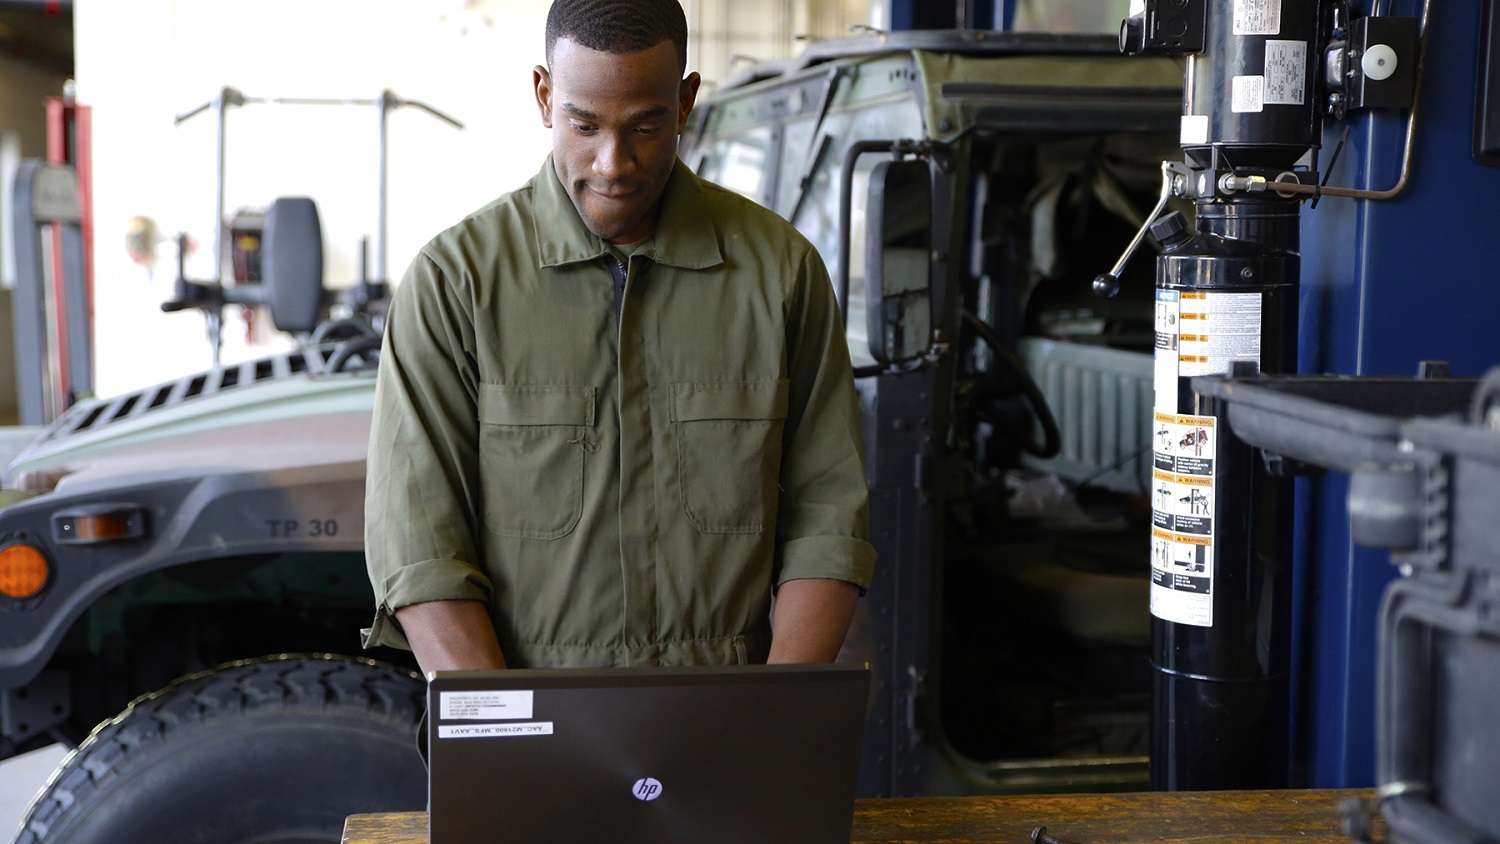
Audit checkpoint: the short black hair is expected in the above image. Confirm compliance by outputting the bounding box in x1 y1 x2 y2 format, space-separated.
545 0 689 71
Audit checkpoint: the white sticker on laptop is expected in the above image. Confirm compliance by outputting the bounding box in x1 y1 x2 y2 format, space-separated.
438 722 554 739
439 690 534 720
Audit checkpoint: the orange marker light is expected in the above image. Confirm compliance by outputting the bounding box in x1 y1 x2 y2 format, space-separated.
72 514 128 542
0 543 48 600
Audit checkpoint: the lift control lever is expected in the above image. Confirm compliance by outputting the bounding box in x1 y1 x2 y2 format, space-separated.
1092 160 1188 298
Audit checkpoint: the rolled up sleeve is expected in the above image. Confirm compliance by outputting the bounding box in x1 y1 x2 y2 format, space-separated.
773 247 876 592
362 253 490 650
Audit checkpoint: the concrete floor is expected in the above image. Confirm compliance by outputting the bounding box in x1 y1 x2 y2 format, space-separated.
0 743 66 842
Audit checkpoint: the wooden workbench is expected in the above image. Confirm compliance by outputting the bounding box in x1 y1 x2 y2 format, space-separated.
342 788 1375 842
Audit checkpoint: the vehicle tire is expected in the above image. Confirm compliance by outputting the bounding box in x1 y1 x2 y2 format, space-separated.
14 654 426 844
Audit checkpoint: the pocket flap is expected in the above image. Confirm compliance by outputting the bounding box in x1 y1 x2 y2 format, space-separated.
671 380 789 422
479 384 596 426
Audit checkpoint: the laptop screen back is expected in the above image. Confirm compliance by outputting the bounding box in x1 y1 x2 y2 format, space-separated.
426 663 870 844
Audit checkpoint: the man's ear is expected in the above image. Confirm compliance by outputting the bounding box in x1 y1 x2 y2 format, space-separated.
676 71 702 133
534 65 554 128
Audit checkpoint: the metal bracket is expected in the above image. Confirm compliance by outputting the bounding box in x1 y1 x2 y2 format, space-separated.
1326 12 1420 120
0 669 70 745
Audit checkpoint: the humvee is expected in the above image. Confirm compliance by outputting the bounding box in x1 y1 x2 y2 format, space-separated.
683 30 1183 796
1 30 1181 842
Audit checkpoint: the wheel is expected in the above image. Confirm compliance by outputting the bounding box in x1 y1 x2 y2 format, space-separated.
15 655 426 844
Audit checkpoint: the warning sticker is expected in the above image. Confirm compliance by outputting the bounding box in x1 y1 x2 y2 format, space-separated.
1177 292 1262 377
1150 412 1218 627
1153 289 1181 414
1232 75 1265 113
438 722 554 740
1234 0 1281 35
439 690 534 721
1154 292 1247 627
1264 40 1307 105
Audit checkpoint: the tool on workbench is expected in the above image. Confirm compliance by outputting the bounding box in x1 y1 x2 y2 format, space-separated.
1030 825 1078 844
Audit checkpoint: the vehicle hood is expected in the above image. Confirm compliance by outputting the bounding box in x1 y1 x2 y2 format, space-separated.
4 363 376 498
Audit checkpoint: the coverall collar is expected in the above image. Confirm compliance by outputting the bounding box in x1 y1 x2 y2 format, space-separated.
532 154 725 272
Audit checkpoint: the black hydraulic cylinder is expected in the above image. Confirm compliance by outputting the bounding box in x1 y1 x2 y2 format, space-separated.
1137 0 1322 792
1149 199 1298 790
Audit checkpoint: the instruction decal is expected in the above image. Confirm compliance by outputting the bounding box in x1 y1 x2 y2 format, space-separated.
1177 291 1262 377
1263 41 1307 105
1154 289 1181 414
438 722 554 740
1232 76 1265 113
439 690 534 721
1150 412 1218 627
1233 0 1281 35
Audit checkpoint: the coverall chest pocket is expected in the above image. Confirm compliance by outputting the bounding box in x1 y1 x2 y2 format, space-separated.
478 384 596 540
671 380 789 534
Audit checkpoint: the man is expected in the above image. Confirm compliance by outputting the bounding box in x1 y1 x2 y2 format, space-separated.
362 0 873 674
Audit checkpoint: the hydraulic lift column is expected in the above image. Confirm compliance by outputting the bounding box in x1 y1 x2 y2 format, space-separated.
1112 0 1324 789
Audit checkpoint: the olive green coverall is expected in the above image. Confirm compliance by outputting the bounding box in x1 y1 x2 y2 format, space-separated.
363 157 874 667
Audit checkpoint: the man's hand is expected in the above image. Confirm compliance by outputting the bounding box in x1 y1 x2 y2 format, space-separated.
395 599 508 674
767 578 860 664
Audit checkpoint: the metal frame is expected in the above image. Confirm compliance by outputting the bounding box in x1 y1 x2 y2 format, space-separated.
11 161 89 425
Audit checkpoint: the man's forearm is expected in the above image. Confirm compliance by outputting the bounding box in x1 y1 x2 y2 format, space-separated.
395 599 508 674
767 578 860 664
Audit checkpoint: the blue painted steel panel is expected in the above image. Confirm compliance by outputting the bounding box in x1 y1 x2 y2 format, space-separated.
1296 0 1500 787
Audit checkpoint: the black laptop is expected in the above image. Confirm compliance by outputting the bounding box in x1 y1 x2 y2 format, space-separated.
425 663 871 843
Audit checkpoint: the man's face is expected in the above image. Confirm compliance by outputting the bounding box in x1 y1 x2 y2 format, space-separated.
534 38 700 244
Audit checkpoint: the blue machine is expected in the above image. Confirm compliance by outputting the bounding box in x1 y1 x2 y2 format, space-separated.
1296 0 1500 788
884 0 1500 788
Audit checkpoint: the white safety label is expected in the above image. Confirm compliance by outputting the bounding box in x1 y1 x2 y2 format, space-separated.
1154 289 1181 415
1234 0 1281 35
438 722 554 740
1264 40 1307 105
1177 291 1262 377
1232 75 1265 113
439 690 534 721
1150 413 1218 627
1180 114 1210 145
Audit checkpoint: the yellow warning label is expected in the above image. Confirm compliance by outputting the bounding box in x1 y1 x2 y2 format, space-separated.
1156 413 1216 427
1152 528 1213 546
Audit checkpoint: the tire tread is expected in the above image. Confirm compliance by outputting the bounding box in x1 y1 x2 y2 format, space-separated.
13 654 422 844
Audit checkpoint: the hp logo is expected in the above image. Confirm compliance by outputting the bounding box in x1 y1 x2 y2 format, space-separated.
632 777 664 801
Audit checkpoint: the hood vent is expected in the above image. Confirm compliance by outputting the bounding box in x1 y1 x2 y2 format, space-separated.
42 348 329 444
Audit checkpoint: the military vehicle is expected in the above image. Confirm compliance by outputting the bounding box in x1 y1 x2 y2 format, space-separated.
683 30 1183 796
1 31 1181 842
